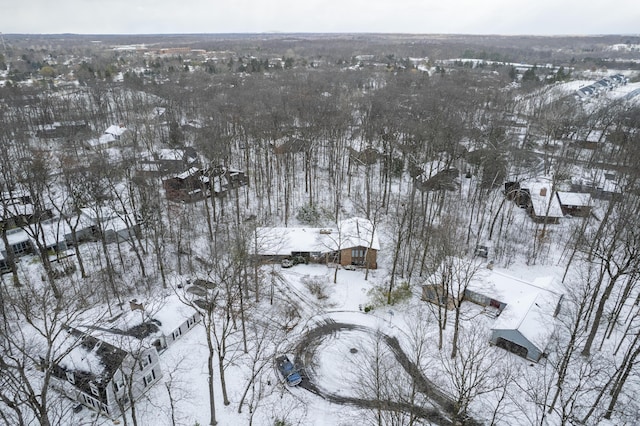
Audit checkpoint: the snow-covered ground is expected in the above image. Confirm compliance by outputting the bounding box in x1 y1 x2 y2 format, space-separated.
58 252 582 426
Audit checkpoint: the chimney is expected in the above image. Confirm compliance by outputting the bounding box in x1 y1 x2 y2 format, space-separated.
540 187 547 197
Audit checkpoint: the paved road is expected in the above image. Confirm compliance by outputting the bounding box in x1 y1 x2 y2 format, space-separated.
292 320 482 426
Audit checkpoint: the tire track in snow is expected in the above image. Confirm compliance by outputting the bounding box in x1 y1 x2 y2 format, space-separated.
292 321 482 426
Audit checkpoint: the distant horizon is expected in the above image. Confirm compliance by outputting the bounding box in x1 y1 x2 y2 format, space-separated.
2 31 639 38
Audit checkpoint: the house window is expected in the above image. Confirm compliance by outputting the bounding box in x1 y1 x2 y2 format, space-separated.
113 380 124 393
12 240 30 255
188 314 199 328
351 248 366 265
83 394 97 408
173 327 182 340
66 371 75 384
143 369 156 387
89 382 100 397
140 353 152 370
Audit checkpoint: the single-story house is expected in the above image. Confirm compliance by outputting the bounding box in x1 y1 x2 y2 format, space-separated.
136 147 199 177
570 170 623 201
86 125 129 150
163 167 210 202
49 327 162 419
79 207 140 244
163 166 249 202
422 264 562 362
556 191 592 217
255 217 380 269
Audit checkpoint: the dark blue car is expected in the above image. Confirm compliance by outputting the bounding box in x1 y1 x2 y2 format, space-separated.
276 355 302 386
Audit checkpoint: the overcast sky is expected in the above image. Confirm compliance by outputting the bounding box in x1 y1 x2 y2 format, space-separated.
2 0 639 35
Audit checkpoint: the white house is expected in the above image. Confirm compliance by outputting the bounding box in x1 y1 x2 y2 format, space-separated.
49 327 162 418
120 297 202 352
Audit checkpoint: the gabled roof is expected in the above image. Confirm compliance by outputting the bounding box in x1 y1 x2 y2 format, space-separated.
104 124 127 137
556 191 592 207
58 327 128 386
521 178 563 218
470 269 561 353
492 287 560 353
255 217 380 255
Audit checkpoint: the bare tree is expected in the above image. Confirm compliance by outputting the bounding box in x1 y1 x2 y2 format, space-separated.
0 277 103 426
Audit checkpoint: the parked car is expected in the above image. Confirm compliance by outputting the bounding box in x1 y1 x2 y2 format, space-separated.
343 264 357 271
281 259 294 268
281 255 307 268
276 355 302 386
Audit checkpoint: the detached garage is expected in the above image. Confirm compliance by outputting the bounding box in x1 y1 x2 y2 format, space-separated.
489 290 562 362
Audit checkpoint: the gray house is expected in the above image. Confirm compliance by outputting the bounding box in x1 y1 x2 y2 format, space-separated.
489 289 562 362
423 264 563 362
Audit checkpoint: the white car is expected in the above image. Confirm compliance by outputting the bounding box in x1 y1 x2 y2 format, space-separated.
281 259 294 268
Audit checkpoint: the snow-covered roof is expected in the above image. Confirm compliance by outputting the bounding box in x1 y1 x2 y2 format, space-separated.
256 227 332 255
24 218 70 248
522 177 564 218
5 228 30 245
338 217 380 251
113 296 198 339
105 124 127 137
80 206 136 233
57 328 129 384
470 269 561 352
0 202 35 218
556 191 592 207
175 167 200 180
256 217 380 256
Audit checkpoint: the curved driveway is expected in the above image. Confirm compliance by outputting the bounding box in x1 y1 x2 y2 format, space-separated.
292 319 482 426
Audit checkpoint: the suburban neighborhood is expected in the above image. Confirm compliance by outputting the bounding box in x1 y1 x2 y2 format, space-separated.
0 30 639 426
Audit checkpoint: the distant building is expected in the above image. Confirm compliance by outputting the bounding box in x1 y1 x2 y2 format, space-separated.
162 166 248 203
